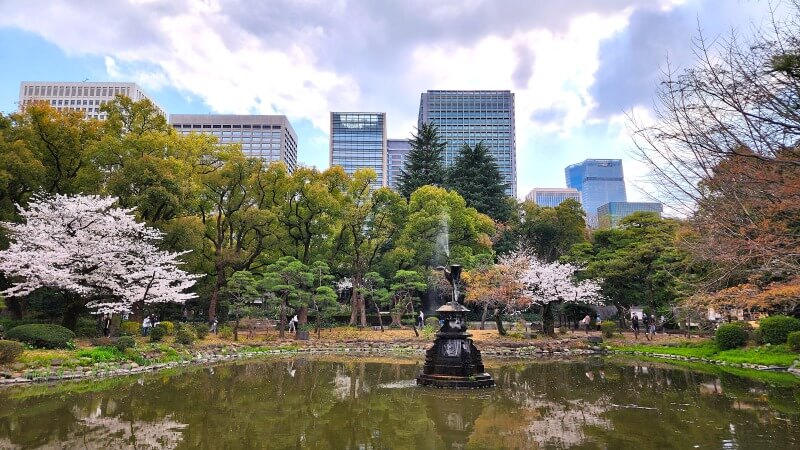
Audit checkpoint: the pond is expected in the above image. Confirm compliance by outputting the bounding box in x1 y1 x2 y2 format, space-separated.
0 356 798 449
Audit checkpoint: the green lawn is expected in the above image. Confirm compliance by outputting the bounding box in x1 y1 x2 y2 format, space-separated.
610 340 799 367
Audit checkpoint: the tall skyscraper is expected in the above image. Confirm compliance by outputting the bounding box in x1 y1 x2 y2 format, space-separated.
597 202 663 229
387 138 411 190
525 188 582 208
565 159 627 227
18 81 165 120
330 112 387 189
170 114 298 173
418 90 516 197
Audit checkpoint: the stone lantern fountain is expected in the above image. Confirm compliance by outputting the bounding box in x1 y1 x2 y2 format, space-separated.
416 264 494 388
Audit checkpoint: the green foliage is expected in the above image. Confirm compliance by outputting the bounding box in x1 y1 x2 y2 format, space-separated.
397 123 447 199
750 328 764 346
787 331 800 352
716 323 749 350
613 341 799 366
149 324 167 342
5 324 76 349
115 335 136 352
120 321 140 336
601 320 617 338
759 315 800 345
76 346 125 363
75 317 101 338
0 340 24 364
446 141 511 221
174 326 196 345
219 325 233 339
193 323 210 339
425 317 440 328
158 321 175 335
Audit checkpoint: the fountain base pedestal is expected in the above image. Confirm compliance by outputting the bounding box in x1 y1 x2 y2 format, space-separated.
416 303 494 389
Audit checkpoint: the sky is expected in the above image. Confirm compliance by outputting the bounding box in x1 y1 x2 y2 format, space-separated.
0 0 788 203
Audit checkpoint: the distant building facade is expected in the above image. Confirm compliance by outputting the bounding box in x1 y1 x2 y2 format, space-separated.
19 81 165 120
418 90 516 197
597 201 663 229
330 112 387 189
565 159 627 227
525 188 582 208
387 138 411 190
170 114 298 173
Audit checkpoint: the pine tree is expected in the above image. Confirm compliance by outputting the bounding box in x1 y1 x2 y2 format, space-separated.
397 123 447 198
446 141 510 221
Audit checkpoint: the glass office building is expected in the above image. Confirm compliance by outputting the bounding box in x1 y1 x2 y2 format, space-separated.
387 138 411 190
525 188 582 207
597 202 663 229
330 112 387 189
565 159 627 227
170 114 298 173
418 90 516 197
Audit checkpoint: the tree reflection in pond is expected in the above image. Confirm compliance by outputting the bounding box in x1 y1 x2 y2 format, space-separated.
0 357 797 449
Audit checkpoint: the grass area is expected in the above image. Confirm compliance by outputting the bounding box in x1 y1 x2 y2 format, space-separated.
610 340 800 367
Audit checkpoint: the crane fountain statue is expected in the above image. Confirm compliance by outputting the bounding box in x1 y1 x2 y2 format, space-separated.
416 264 495 388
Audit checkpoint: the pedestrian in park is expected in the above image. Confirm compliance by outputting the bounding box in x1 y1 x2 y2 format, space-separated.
418 310 425 328
581 314 591 334
643 314 652 341
289 314 298 332
142 316 151 337
648 314 657 338
102 314 111 337
210 317 218 334
631 314 640 340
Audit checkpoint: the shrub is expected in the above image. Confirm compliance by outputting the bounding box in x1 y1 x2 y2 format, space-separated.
0 340 24 364
716 323 749 350
5 324 76 349
149 324 167 342
558 326 568 335
120 321 140 336
75 318 101 338
175 327 196 345
750 328 764 346
425 317 440 328
192 323 210 340
759 315 800 345
76 346 124 363
601 321 617 338
788 331 800 352
116 335 136 352
158 321 175 335
219 325 233 339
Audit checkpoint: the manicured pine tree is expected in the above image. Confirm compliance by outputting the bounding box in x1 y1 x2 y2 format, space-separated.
397 123 447 198
446 141 510 221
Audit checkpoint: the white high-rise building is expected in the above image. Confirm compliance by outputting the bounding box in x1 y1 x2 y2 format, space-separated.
170 114 299 173
18 81 165 120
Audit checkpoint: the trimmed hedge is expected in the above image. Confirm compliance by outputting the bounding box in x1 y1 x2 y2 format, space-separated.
149 324 167 342
159 321 175 335
788 331 800 352
601 320 617 338
0 340 24 364
192 323 210 340
716 323 748 350
116 335 136 352
5 324 75 349
759 315 800 345
175 327 196 345
120 321 140 336
75 318 101 338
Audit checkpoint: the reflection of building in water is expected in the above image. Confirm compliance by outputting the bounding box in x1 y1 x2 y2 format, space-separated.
333 365 370 400
31 414 187 450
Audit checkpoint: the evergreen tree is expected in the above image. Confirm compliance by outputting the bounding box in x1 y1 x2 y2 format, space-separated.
396 123 447 198
446 141 510 221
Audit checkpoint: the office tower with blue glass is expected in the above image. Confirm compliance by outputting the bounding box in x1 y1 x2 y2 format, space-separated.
565 159 627 227
598 202 663 229
387 138 411 190
170 114 298 173
330 112 387 189
525 188 582 207
418 90 516 197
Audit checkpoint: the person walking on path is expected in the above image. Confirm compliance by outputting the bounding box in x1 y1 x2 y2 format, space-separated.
418 311 425 328
581 314 591 334
648 314 657 338
210 317 218 334
631 314 640 340
142 316 151 337
288 314 298 332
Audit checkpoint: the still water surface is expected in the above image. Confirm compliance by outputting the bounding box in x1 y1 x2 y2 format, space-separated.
0 357 798 449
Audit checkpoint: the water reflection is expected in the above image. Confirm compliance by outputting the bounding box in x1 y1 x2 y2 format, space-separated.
0 357 797 449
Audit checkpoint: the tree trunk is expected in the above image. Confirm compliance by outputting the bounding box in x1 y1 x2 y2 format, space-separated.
480 303 489 330
349 284 359 327
61 294 84 331
208 265 225 321
5 297 23 319
374 303 384 332
494 308 506 336
542 303 555 336
359 294 367 328
390 312 402 328
298 305 308 325
233 314 240 342
279 295 287 339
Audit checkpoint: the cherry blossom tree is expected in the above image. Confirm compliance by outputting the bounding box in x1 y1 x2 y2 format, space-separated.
518 252 603 335
0 194 198 328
